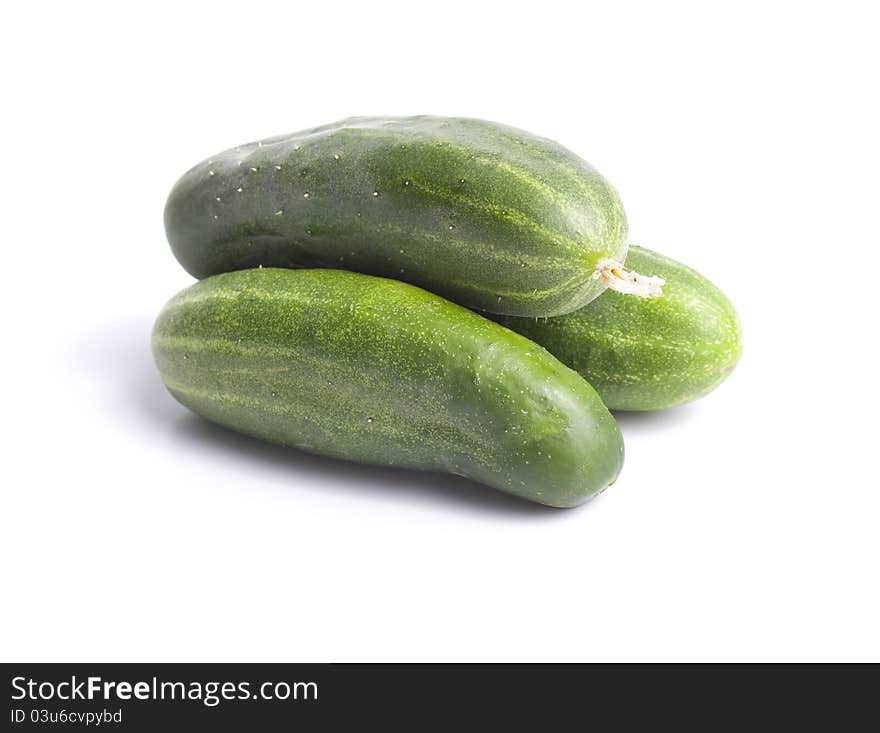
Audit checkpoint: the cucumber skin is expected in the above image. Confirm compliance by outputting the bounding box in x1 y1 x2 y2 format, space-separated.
164 116 628 317
493 247 742 411
151 268 624 507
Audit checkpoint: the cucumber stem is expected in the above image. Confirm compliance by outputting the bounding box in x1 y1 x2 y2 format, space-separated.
593 258 665 298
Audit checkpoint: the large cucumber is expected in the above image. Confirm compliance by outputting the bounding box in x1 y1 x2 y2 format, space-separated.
164 116 631 317
151 268 624 507
493 247 742 411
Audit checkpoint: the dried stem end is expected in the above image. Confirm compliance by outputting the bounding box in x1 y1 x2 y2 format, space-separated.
593 258 665 298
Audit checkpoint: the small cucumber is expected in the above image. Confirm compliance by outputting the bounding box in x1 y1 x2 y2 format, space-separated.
493 247 742 411
164 116 638 317
151 268 624 507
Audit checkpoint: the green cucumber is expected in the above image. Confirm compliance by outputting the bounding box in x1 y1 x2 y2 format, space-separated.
164 116 633 317
151 268 624 507
493 247 742 411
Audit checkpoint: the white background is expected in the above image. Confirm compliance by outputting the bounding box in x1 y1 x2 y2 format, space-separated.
2 1 878 661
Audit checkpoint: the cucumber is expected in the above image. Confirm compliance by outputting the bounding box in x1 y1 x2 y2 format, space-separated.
151 268 624 507
164 116 633 317
493 247 742 411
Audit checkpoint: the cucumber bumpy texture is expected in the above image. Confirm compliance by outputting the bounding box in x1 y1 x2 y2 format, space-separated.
152 268 625 507
493 247 742 411
164 116 628 317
